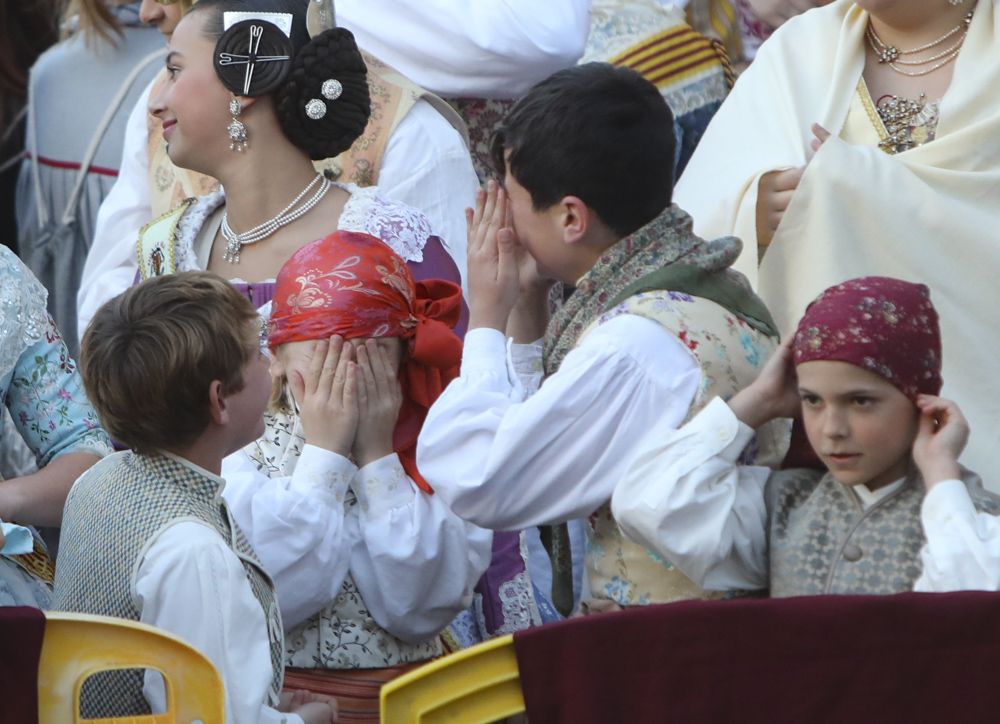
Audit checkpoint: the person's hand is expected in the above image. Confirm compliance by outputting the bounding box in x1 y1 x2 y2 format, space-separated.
353 339 403 467
466 180 520 331
290 336 358 456
755 166 804 249
746 0 831 28
281 690 338 723
728 335 800 429
293 701 337 724
810 123 831 153
912 395 968 490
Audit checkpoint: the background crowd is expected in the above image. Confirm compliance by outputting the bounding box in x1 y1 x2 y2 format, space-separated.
2 0 999 722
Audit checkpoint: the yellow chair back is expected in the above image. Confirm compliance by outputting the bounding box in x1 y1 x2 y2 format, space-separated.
380 634 524 723
38 612 224 724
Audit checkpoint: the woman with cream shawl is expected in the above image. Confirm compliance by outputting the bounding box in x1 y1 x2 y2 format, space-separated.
674 0 1000 479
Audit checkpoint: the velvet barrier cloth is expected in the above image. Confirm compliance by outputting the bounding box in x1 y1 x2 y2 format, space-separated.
0 606 45 724
513 591 1000 723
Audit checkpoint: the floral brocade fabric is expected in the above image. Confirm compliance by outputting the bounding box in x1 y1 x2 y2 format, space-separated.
792 276 942 401
543 204 744 376
0 246 112 608
581 290 788 609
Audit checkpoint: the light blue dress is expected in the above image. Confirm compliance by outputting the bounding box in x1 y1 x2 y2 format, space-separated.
0 245 111 607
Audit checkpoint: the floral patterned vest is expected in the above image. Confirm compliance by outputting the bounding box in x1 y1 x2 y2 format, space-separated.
145 52 466 218
579 290 786 609
245 409 443 670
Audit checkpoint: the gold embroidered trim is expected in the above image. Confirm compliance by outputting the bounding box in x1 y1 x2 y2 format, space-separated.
136 197 195 279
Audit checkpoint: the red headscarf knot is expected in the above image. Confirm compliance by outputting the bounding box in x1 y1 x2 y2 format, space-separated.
269 231 464 492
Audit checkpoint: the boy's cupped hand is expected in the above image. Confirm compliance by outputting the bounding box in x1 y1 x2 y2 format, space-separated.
466 180 521 331
291 336 358 457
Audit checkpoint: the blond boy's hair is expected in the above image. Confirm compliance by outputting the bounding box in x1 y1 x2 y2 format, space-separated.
80 271 259 453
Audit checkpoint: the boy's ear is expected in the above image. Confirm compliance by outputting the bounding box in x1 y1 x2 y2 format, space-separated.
558 196 589 246
208 380 229 426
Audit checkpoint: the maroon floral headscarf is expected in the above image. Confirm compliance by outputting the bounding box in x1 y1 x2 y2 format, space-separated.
793 277 942 401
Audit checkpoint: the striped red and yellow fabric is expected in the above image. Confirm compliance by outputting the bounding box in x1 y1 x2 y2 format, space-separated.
611 22 735 91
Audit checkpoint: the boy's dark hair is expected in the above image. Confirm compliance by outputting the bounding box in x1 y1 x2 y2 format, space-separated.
80 272 259 453
491 62 676 239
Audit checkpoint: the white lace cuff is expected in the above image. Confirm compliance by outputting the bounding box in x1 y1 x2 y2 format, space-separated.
352 454 417 516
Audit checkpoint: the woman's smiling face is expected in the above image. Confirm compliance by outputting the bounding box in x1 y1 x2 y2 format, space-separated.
148 10 233 175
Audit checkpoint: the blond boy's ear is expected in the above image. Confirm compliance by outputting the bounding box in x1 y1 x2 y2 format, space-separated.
207 380 229 426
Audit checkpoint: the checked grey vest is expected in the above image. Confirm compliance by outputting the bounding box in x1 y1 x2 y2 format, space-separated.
767 467 1000 596
53 451 284 717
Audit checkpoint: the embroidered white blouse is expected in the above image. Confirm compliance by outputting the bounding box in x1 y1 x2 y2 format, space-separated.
221 444 494 640
609 397 1000 593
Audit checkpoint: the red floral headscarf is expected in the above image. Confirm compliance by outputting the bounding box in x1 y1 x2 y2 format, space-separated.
793 276 942 402
269 231 463 493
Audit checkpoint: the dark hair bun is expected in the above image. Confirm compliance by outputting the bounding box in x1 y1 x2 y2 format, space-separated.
214 19 293 97
275 28 371 161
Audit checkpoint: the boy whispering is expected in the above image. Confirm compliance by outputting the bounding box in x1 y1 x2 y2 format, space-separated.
418 63 783 614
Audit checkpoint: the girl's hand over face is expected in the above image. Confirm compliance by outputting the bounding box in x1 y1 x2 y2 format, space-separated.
291 336 358 457
353 339 403 467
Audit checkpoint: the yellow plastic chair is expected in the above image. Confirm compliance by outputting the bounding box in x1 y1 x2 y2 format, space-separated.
38 612 225 724
380 634 525 723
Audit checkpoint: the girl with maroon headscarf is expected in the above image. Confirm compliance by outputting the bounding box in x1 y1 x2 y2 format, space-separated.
613 276 1000 597
219 231 491 722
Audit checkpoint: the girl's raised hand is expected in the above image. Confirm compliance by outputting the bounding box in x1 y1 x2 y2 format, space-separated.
353 339 403 467
290 335 358 456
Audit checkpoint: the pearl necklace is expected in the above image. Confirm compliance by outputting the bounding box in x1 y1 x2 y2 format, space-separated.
866 11 973 77
221 173 331 264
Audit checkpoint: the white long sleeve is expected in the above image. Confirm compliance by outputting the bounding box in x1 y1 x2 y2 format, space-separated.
346 453 493 642
337 0 592 98
222 446 492 642
376 100 479 291
611 397 773 591
77 82 153 341
221 444 355 630
135 522 301 724
417 317 701 529
915 479 1000 592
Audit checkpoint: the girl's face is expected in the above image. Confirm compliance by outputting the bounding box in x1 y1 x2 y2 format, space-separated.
797 360 920 490
148 10 232 175
271 337 404 405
